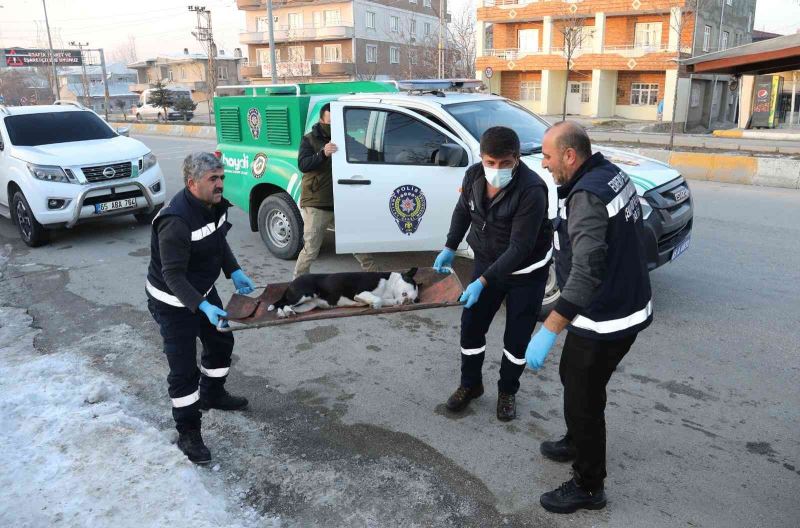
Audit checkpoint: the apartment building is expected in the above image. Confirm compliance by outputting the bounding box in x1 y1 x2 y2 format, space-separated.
237 0 446 83
127 50 244 105
475 0 757 127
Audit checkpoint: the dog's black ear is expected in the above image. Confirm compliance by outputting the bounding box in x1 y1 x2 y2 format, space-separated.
403 267 418 280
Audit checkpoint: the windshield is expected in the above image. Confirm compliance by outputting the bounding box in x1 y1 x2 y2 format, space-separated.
444 99 550 154
5 111 116 147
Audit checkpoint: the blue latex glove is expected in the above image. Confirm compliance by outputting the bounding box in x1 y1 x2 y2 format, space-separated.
231 269 255 295
526 327 558 370
459 279 484 308
199 300 228 328
433 248 455 273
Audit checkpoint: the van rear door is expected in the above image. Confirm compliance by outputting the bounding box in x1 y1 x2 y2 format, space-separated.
330 101 472 254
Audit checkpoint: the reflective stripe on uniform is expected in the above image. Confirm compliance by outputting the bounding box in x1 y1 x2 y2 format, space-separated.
171 390 199 408
461 345 486 356
146 280 214 308
190 212 227 242
571 300 653 334
512 246 553 275
503 348 526 366
200 365 230 378
606 182 637 218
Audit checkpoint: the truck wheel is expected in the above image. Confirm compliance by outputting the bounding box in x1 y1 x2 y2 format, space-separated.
538 265 560 321
136 113 142 122
257 193 303 260
11 191 49 247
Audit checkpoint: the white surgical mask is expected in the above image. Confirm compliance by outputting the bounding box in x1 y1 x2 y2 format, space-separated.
484 165 514 189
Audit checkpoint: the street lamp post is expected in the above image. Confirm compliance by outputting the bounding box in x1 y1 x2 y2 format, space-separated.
41 0 60 101
266 0 277 83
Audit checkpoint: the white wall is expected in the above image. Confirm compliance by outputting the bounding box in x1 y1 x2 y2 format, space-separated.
616 104 658 120
542 70 567 115
591 69 617 118
353 0 440 44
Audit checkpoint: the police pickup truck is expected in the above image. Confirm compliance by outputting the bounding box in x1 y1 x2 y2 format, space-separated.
213 80 693 313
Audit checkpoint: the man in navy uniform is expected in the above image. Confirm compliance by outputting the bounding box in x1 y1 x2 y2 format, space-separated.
526 122 653 513
146 152 255 464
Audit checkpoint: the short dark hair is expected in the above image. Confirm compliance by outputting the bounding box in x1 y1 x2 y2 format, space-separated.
550 121 592 160
320 103 331 119
479 126 520 158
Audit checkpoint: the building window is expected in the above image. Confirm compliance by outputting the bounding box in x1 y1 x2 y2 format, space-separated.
630 83 659 105
747 12 752 32
519 81 541 101
703 25 712 52
726 0 732 5
313 11 322 28
366 11 376 30
580 82 591 103
314 47 322 64
257 48 280 66
567 26 594 50
409 50 418 65
410 0 417 3
424 22 432 37
366 44 377 63
168 70 174 82
256 16 270 32
288 46 305 62
721 31 729 50
217 67 228 80
424 0 432 7
410 19 417 38
288 13 302 29
390 15 399 32
518 29 539 52
390 46 400 64
323 44 341 63
634 22 662 50
324 9 340 27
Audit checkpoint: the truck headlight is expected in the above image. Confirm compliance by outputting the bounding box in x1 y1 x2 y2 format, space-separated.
639 196 653 220
27 163 74 183
141 152 158 173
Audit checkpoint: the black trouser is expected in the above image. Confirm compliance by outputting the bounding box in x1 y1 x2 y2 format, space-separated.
559 331 637 490
460 261 548 395
147 288 234 433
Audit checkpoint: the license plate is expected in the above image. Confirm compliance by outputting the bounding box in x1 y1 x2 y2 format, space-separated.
671 236 691 261
94 198 137 214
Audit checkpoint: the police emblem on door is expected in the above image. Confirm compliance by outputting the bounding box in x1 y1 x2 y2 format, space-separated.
247 108 261 140
389 185 426 236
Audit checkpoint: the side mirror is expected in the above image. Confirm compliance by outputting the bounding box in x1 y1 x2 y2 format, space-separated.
435 143 467 167
116 127 130 137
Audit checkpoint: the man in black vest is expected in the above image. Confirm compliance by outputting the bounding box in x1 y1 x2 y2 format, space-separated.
146 152 255 464
433 126 553 422
526 122 653 513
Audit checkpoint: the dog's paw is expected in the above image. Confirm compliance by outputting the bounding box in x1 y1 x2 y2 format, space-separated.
370 300 383 310
276 307 286 318
283 306 296 317
267 304 275 312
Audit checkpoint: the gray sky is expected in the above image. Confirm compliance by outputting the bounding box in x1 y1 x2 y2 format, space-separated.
0 0 797 66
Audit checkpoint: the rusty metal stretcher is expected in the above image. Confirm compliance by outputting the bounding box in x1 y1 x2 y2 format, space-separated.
218 267 464 332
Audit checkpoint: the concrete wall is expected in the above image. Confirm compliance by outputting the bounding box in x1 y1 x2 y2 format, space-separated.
591 69 617 118
615 104 658 120
541 70 567 115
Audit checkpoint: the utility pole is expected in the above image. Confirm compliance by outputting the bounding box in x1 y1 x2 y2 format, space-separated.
41 0 60 100
707 0 726 131
69 41 90 108
189 5 216 123
98 48 110 121
266 0 277 83
438 0 446 78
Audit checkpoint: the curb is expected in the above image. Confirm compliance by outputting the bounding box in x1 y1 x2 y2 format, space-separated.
712 128 800 142
129 123 800 190
632 148 800 189
129 123 216 139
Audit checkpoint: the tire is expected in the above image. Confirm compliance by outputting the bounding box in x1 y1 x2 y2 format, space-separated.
134 204 162 225
538 264 560 321
157 113 165 123
135 113 142 122
11 191 49 247
257 193 303 260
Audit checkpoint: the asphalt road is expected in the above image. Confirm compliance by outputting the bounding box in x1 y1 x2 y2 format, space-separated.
1 134 798 527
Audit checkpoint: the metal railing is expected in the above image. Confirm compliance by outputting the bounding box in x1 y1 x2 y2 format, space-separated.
481 45 688 60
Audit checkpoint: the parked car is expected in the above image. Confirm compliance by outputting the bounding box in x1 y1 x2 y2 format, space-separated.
213 80 693 313
135 88 194 122
0 103 166 247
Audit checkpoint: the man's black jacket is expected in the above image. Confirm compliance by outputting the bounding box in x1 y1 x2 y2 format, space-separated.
445 161 552 284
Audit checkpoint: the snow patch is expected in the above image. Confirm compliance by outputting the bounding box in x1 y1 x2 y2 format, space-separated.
0 307 280 528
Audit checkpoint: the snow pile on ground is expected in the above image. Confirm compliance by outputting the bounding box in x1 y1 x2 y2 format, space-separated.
0 306 279 528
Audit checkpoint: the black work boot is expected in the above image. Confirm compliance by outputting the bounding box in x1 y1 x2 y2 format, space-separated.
540 434 577 462
177 429 212 465
496 391 516 421
445 384 484 412
540 478 606 514
199 389 249 411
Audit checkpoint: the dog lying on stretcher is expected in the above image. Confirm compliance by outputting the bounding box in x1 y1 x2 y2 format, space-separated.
268 268 420 318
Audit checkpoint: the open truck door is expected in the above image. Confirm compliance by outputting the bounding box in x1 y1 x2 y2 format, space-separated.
330 101 472 254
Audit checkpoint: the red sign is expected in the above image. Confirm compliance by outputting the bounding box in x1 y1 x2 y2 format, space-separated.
3 48 83 67
484 66 494 79
757 88 768 98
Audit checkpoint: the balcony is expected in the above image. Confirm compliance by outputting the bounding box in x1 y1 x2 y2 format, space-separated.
240 65 263 78
477 45 683 72
240 23 354 44
129 83 150 93
477 0 683 22
242 61 355 79
236 0 262 8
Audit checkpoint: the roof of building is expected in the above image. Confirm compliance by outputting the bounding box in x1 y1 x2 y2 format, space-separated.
66 81 139 98
59 64 138 78
683 32 800 75
128 52 241 68
751 30 783 42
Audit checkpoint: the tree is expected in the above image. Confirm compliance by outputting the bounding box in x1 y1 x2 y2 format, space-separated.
556 7 590 121
447 1 477 78
114 99 128 122
148 79 172 121
111 36 138 66
174 96 197 121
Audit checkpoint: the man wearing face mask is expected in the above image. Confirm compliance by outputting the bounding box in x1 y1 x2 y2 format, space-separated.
432 126 553 421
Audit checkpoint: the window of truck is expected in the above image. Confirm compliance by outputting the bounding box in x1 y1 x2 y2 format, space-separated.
344 108 451 165
5 111 116 146
444 99 549 154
